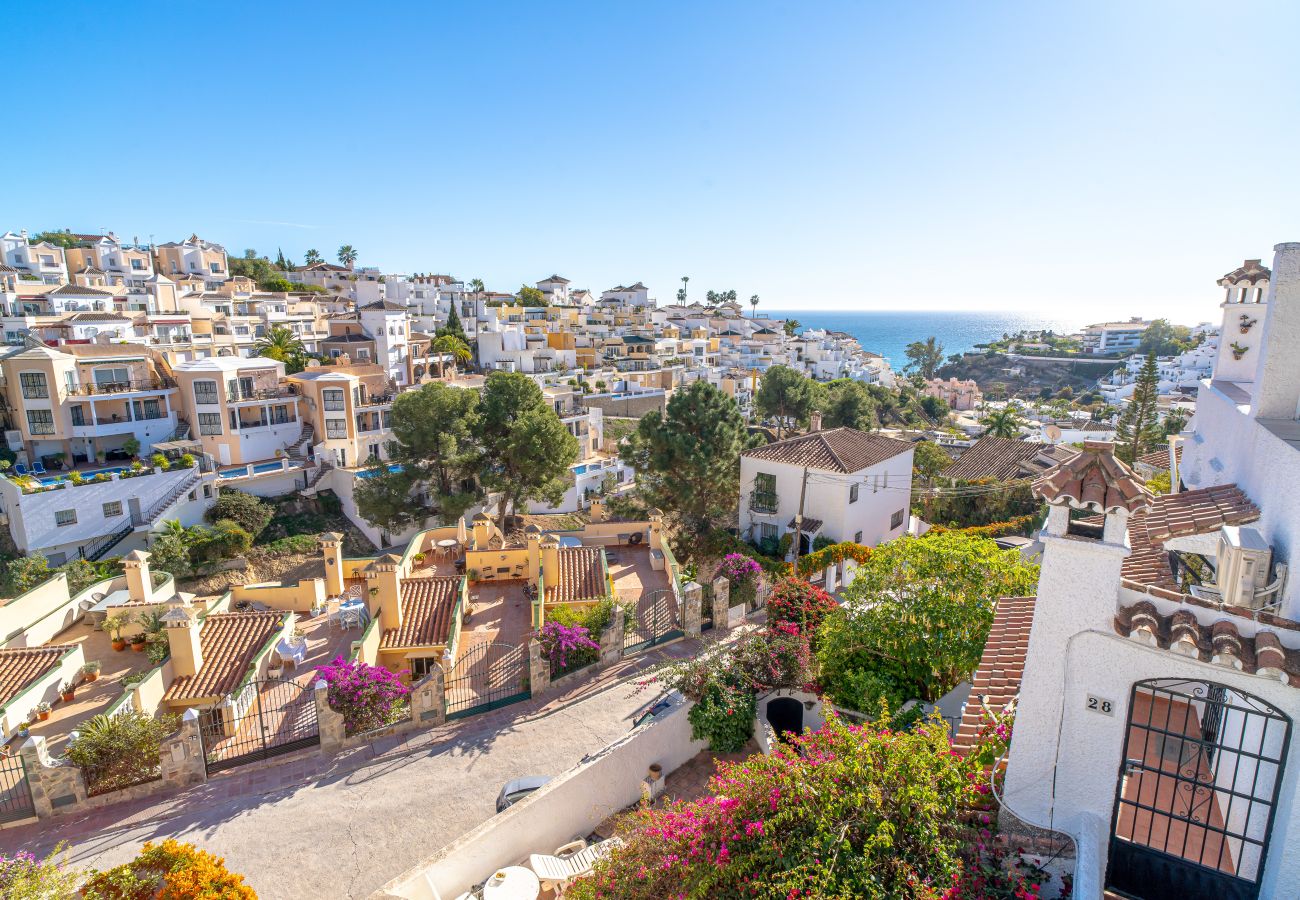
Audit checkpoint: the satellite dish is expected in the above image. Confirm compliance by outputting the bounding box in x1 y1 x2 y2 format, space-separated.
1044 424 1063 443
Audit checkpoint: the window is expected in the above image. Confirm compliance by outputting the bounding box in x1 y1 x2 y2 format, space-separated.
326 418 348 439
751 472 778 513
323 389 346 411
410 656 439 679
854 531 863 544
193 379 220 405
131 258 145 270
272 404 290 425
891 509 905 529
70 405 86 426
209 261 221 274
849 483 859 504
55 509 77 527
26 409 54 435
19 372 48 399
198 412 223 435
94 367 130 389
102 501 123 518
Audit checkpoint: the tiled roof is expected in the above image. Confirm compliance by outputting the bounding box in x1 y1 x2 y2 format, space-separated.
787 516 824 533
544 547 607 603
357 300 407 312
0 645 70 708
1121 485 1260 595
1218 258 1271 287
164 612 283 702
952 597 1036 755
742 427 912 474
1033 440 1152 513
49 283 114 297
381 577 461 649
1136 444 1181 472
944 436 1077 482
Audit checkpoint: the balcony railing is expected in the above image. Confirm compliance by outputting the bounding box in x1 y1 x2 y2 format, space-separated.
356 394 395 407
70 377 175 396
228 385 297 402
749 490 779 513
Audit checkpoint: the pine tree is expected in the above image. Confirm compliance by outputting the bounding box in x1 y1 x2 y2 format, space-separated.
439 305 466 341
1116 351 1161 464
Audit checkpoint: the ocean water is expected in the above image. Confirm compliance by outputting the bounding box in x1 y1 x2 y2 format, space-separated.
763 309 1088 369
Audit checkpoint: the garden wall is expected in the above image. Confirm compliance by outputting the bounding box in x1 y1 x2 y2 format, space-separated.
231 578 324 612
0 573 77 646
0 645 84 737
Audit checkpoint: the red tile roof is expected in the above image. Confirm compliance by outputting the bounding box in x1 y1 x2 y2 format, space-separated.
1136 444 1181 472
742 427 912 474
1033 440 1152 513
944 436 1077 482
0 645 71 708
1121 484 1261 595
164 612 284 702
544 547 607 604
381 576 461 649
952 597 1036 755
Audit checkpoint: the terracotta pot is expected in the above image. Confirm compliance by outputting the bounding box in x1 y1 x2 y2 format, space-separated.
112 639 126 652
60 691 75 702
84 671 99 682
130 640 146 652
37 710 50 721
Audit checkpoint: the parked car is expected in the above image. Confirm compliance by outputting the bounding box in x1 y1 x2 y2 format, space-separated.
496 775 552 812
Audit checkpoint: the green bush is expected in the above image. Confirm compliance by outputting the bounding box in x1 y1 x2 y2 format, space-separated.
207 490 273 537
178 453 196 468
150 453 168 470
66 710 179 796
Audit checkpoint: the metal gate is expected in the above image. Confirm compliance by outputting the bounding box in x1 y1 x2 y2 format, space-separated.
700 582 714 633
199 676 320 775
0 753 35 824
624 589 683 654
445 641 530 720
1106 678 1291 900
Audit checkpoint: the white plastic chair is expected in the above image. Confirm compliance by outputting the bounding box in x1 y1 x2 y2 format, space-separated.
529 836 622 894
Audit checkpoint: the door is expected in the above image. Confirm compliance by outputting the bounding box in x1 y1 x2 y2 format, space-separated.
766 696 804 739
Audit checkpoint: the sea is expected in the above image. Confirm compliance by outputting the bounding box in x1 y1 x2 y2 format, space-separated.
762 309 1089 370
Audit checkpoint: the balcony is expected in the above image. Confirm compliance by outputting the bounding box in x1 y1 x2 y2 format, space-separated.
356 394 395 408
227 385 298 403
749 490 779 513
69 377 175 396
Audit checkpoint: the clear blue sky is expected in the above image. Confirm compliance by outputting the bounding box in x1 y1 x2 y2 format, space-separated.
10 1 1299 323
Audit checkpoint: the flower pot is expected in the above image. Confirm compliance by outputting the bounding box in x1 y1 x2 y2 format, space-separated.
84 671 99 682
37 710 50 721
60 690 75 702
648 763 663 780
130 640 147 652
17 728 29 738
112 639 127 652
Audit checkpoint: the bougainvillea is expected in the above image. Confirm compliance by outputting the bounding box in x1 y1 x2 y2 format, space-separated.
0 846 81 900
568 713 1002 900
316 656 411 735
766 577 839 639
80 839 256 898
537 619 601 676
716 553 763 607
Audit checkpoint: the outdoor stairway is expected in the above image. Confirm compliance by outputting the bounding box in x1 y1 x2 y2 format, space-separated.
168 419 191 442
287 423 315 459
305 460 332 490
136 471 202 526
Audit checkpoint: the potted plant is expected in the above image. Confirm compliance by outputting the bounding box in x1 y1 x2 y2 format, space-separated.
369 587 380 599
130 631 148 652
146 633 169 665
104 611 131 651
68 470 84 485
122 437 140 458
60 681 76 702
413 552 426 566
289 626 306 647
16 721 30 738
179 453 196 468
95 449 107 465
468 568 481 582
130 459 144 473
151 453 168 471
36 702 51 721
82 660 101 682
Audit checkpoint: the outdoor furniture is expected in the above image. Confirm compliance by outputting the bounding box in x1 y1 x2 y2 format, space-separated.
13 464 27 476
436 538 459 562
529 837 622 895
325 597 342 629
86 588 133 626
481 866 540 900
32 461 46 475
276 637 307 669
338 599 367 629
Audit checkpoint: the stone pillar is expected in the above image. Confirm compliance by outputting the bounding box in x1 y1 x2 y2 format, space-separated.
600 602 626 666
711 576 731 632
529 636 551 697
682 580 703 638
315 679 346 755
319 532 345 596
159 709 206 788
19 735 86 820
410 668 446 728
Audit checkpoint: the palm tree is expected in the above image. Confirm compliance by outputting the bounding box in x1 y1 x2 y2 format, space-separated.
981 407 1025 439
432 334 472 379
304 249 322 265
469 277 485 299
749 294 760 317
255 326 308 373
337 245 358 268
679 275 689 304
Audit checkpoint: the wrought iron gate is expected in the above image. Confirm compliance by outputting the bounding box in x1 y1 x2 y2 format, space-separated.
0 753 35 823
199 676 320 775
624 589 683 654
445 641 530 720
1106 678 1290 900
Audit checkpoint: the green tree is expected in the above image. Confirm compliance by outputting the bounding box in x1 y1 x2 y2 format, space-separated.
904 335 945 379
753 365 822 438
66 709 179 796
917 394 949 421
1139 318 1193 356
818 378 878 431
30 230 81 249
678 275 689 304
354 465 423 544
304 248 322 265
274 247 293 271
438 305 467 342
782 318 800 336
388 382 480 517
748 293 760 317
206 490 272 537
516 284 546 306
228 250 281 288
2 555 52 595
705 289 737 306
1116 351 1162 464
431 334 472 378
911 440 953 479
254 325 309 373
479 372 580 530
469 277 485 297
817 532 1040 711
629 380 753 533
980 407 1024 438
1162 407 1189 437
337 245 358 267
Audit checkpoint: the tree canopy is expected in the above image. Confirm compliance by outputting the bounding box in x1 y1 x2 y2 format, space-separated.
1116 351 1162 464
904 335 945 379
1140 318 1194 356
304 248 322 265
817 378 877 431
629 380 754 533
754 365 822 438
817 531 1039 712
980 407 1024 438
29 230 82 249
910 440 953 479
516 284 547 307
337 245 358 267
353 465 424 544
385 382 481 520
254 325 310 373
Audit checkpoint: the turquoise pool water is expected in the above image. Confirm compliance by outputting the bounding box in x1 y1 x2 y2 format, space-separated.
37 465 129 485
356 464 403 479
252 461 283 473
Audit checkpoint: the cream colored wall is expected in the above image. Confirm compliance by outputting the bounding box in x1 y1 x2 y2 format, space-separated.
0 574 75 647
353 615 382 665
465 547 528 582
230 578 324 613
129 657 175 717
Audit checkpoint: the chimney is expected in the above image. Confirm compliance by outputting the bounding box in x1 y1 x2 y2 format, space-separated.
1253 242 1300 419
161 598 203 678
525 525 542 583
809 411 823 432
318 532 345 596
123 549 154 606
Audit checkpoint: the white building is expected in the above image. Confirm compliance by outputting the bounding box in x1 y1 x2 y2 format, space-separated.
1081 318 1151 355
982 243 1300 900
738 417 913 554
357 300 412 386
0 231 67 284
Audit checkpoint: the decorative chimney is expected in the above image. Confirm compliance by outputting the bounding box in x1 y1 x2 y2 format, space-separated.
161 598 203 678
318 532 345 596
367 554 403 623
123 549 154 606
809 411 822 433
525 525 543 584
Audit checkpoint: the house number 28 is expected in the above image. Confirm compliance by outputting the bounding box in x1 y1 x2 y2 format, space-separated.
1086 695 1114 716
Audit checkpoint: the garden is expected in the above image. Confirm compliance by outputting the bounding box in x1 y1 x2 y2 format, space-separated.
2 840 256 899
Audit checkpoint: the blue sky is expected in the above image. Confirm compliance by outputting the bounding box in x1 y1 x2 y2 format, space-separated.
9 1 1299 322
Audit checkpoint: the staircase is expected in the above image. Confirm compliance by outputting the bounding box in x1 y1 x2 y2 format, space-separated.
287 423 315 459
306 460 333 490
135 472 202 526
169 419 191 442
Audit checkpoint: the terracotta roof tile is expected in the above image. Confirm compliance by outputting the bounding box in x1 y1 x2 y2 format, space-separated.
1113 601 1300 684
945 436 1077 482
1120 484 1260 593
787 516 824 533
742 427 912 474
953 596 1036 754
544 547 607 603
1218 258 1271 287
0 645 71 708
381 576 461 649
164 612 284 702
1136 444 1181 472
1033 440 1152 513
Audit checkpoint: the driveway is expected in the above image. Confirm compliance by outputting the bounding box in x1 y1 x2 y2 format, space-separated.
4 646 692 899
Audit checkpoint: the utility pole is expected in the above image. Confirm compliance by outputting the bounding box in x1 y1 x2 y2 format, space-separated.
791 466 809 567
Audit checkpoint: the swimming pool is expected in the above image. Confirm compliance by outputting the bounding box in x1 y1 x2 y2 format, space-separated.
37 465 129 485
252 461 284 473
356 464 403 479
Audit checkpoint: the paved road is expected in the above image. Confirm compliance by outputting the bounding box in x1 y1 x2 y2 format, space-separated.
3 652 683 899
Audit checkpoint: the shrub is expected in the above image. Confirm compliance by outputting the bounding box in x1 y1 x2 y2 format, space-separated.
0 845 82 899
178 453 196 469
767 577 838 638
810 533 834 552
316 656 410 735
150 453 168 470
122 437 140 458
80 839 255 899
536 620 600 677
715 552 762 607
207 490 273 537
66 710 179 796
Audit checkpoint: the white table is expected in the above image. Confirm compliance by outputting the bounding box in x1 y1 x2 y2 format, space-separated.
276 638 307 668
337 600 368 629
482 866 540 900
435 538 460 561
86 589 133 625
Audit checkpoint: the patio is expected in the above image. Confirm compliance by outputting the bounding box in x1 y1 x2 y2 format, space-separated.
605 544 672 604
270 607 364 687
